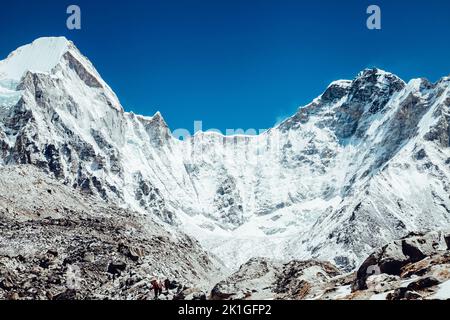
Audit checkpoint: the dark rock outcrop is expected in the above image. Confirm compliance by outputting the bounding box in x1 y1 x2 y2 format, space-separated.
352 231 449 291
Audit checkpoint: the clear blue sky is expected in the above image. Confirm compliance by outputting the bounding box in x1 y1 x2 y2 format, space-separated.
1 0 450 133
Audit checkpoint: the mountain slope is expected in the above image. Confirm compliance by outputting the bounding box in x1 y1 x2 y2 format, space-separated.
0 165 224 300
1 37 450 271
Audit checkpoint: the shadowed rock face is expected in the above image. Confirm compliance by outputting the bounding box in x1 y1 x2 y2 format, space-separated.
334 69 406 140
63 52 102 89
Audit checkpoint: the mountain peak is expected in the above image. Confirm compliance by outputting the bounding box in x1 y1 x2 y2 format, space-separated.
355 68 405 86
133 111 169 131
150 111 169 129
358 67 388 75
0 37 72 82
356 67 395 78
152 111 163 120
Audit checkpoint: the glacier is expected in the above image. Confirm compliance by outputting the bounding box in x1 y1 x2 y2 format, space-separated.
1 37 450 271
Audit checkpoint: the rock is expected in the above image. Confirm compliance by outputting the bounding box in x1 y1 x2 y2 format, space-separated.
445 234 450 250
6 292 20 300
173 291 186 300
386 288 408 300
107 261 127 275
274 260 341 299
404 291 422 300
365 274 400 293
321 81 352 102
83 252 95 263
192 291 207 300
211 258 342 300
353 241 409 291
53 289 77 300
353 231 449 291
0 167 222 301
210 282 236 300
47 249 58 257
387 288 423 301
39 258 51 269
406 277 440 291
402 240 426 263
0 278 14 291
118 242 144 262
167 279 180 290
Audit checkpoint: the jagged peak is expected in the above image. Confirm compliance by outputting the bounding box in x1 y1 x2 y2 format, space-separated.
134 111 169 129
321 68 401 93
356 67 400 79
355 68 406 86
152 111 164 121
430 75 450 88
320 68 406 104
150 111 169 128
0 37 124 112
357 67 391 77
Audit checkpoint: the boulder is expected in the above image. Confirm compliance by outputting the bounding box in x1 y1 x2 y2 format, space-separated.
6 292 20 300
173 291 186 300
445 233 450 250
406 277 440 291
192 291 207 300
353 231 449 291
387 288 423 300
118 242 144 262
365 274 400 293
210 282 236 300
386 288 408 300
404 291 422 300
53 289 77 300
0 277 14 291
352 242 408 291
107 261 127 275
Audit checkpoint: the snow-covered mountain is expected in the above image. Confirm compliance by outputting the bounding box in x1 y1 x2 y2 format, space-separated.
1 37 450 271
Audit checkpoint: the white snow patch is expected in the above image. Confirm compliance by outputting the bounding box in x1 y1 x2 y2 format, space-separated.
0 37 69 81
431 280 450 300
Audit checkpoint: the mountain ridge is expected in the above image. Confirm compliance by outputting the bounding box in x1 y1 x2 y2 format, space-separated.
1 37 450 272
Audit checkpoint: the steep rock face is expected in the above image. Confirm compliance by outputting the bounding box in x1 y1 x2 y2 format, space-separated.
1 37 450 271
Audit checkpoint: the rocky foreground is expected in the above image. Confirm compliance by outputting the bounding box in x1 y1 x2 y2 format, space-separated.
0 165 224 300
211 230 450 300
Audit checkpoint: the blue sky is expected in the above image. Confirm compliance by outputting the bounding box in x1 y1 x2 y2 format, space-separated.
1 0 450 133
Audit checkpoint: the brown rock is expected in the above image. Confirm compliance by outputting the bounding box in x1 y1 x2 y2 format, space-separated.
6 292 20 300
406 277 440 291
404 291 422 300
386 288 408 300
